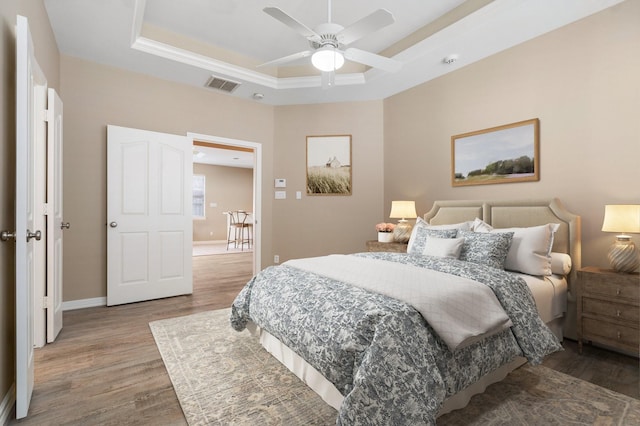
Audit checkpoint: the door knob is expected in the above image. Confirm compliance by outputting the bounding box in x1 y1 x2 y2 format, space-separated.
27 229 41 241
109 222 118 228
1 231 16 242
61 222 71 230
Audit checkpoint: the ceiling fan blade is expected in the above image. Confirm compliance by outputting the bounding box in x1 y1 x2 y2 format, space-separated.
337 9 395 45
258 50 313 68
321 71 335 90
344 48 402 73
263 7 320 41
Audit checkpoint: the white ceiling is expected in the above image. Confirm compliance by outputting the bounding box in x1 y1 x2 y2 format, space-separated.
44 0 623 106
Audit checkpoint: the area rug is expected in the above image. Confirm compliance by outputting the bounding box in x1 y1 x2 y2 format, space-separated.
150 309 640 425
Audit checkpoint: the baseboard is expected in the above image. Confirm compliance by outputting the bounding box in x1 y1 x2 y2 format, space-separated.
0 384 15 426
62 297 106 311
193 240 226 245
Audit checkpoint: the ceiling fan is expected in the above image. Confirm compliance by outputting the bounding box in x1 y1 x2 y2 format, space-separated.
260 0 402 87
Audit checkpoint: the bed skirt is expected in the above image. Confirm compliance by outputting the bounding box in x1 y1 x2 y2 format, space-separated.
249 323 532 417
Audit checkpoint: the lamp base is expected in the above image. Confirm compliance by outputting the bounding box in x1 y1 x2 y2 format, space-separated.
608 238 640 273
393 220 412 243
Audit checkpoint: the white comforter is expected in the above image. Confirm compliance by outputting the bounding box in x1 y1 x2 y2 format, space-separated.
285 254 512 350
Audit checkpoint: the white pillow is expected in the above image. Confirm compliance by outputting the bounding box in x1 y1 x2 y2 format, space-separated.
421 237 464 259
424 219 473 231
408 218 472 253
550 252 572 275
471 217 493 232
485 224 560 276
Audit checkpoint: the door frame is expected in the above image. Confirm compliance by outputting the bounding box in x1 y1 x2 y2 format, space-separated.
187 132 261 275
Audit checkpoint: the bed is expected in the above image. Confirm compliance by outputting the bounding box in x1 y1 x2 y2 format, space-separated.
230 198 581 425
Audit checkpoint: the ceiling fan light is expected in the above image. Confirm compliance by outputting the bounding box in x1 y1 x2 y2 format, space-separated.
311 48 344 72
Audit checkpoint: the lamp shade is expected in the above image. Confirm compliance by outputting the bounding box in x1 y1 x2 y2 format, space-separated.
389 201 417 219
311 47 345 72
602 205 640 234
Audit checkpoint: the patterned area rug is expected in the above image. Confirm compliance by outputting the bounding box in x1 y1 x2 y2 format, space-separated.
150 309 640 425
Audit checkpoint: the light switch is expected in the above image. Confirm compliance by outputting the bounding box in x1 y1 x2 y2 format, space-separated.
296 191 302 200
275 191 286 199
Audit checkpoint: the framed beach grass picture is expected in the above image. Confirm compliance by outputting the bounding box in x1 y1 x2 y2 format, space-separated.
451 118 540 187
306 135 352 195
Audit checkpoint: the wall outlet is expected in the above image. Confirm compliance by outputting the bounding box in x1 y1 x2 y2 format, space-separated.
274 255 280 264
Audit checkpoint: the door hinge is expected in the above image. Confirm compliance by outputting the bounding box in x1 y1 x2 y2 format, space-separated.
42 202 49 215
45 108 54 123
42 296 49 310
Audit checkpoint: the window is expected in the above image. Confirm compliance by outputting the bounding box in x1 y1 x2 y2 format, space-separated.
192 174 205 218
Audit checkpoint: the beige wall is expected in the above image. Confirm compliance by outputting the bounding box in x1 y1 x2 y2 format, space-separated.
193 163 253 241
59 55 275 301
60 54 385 300
384 0 640 271
0 0 59 415
272 102 385 261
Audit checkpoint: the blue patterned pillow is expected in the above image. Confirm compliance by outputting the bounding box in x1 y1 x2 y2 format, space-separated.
458 230 514 269
408 227 458 255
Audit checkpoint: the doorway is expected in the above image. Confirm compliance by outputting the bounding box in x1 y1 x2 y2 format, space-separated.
188 133 261 276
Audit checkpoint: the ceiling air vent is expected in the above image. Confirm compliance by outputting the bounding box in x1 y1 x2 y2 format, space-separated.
204 76 241 93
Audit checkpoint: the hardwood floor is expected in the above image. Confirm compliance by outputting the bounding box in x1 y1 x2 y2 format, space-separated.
10 253 253 426
543 338 639 399
10 254 639 424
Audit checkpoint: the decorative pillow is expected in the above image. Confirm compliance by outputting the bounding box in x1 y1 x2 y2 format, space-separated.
550 252 572 275
458 230 514 269
407 218 471 253
420 237 464 259
408 226 458 256
483 224 560 276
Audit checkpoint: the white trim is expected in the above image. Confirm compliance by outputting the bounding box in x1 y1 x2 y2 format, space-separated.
0 384 15 425
129 0 365 91
62 297 106 311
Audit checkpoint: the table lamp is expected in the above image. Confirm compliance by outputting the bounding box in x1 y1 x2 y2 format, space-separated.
389 200 417 243
601 204 640 273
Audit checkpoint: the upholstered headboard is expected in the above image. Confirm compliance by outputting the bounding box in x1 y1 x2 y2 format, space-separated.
424 198 582 339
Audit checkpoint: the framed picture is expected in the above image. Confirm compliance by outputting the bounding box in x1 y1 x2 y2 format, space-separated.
306 135 352 195
451 118 540 187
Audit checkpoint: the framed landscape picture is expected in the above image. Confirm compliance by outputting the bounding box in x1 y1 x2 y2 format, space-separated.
451 118 540 187
306 135 352 195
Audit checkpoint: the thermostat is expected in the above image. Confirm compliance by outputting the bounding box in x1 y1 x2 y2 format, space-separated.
275 178 286 188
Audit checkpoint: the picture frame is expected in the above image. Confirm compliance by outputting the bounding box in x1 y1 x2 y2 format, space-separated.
451 118 540 187
306 135 352 195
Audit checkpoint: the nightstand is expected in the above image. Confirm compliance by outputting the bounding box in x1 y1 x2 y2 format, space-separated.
366 240 408 253
576 266 639 356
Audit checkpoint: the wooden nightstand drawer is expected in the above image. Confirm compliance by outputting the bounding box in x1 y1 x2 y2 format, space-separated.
577 267 639 357
582 317 639 349
582 297 639 323
583 274 639 301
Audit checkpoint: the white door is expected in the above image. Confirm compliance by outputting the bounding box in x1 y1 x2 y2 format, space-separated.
107 125 193 306
15 15 45 419
46 88 64 342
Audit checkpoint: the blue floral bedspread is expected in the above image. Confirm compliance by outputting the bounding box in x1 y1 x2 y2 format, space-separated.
230 252 561 425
